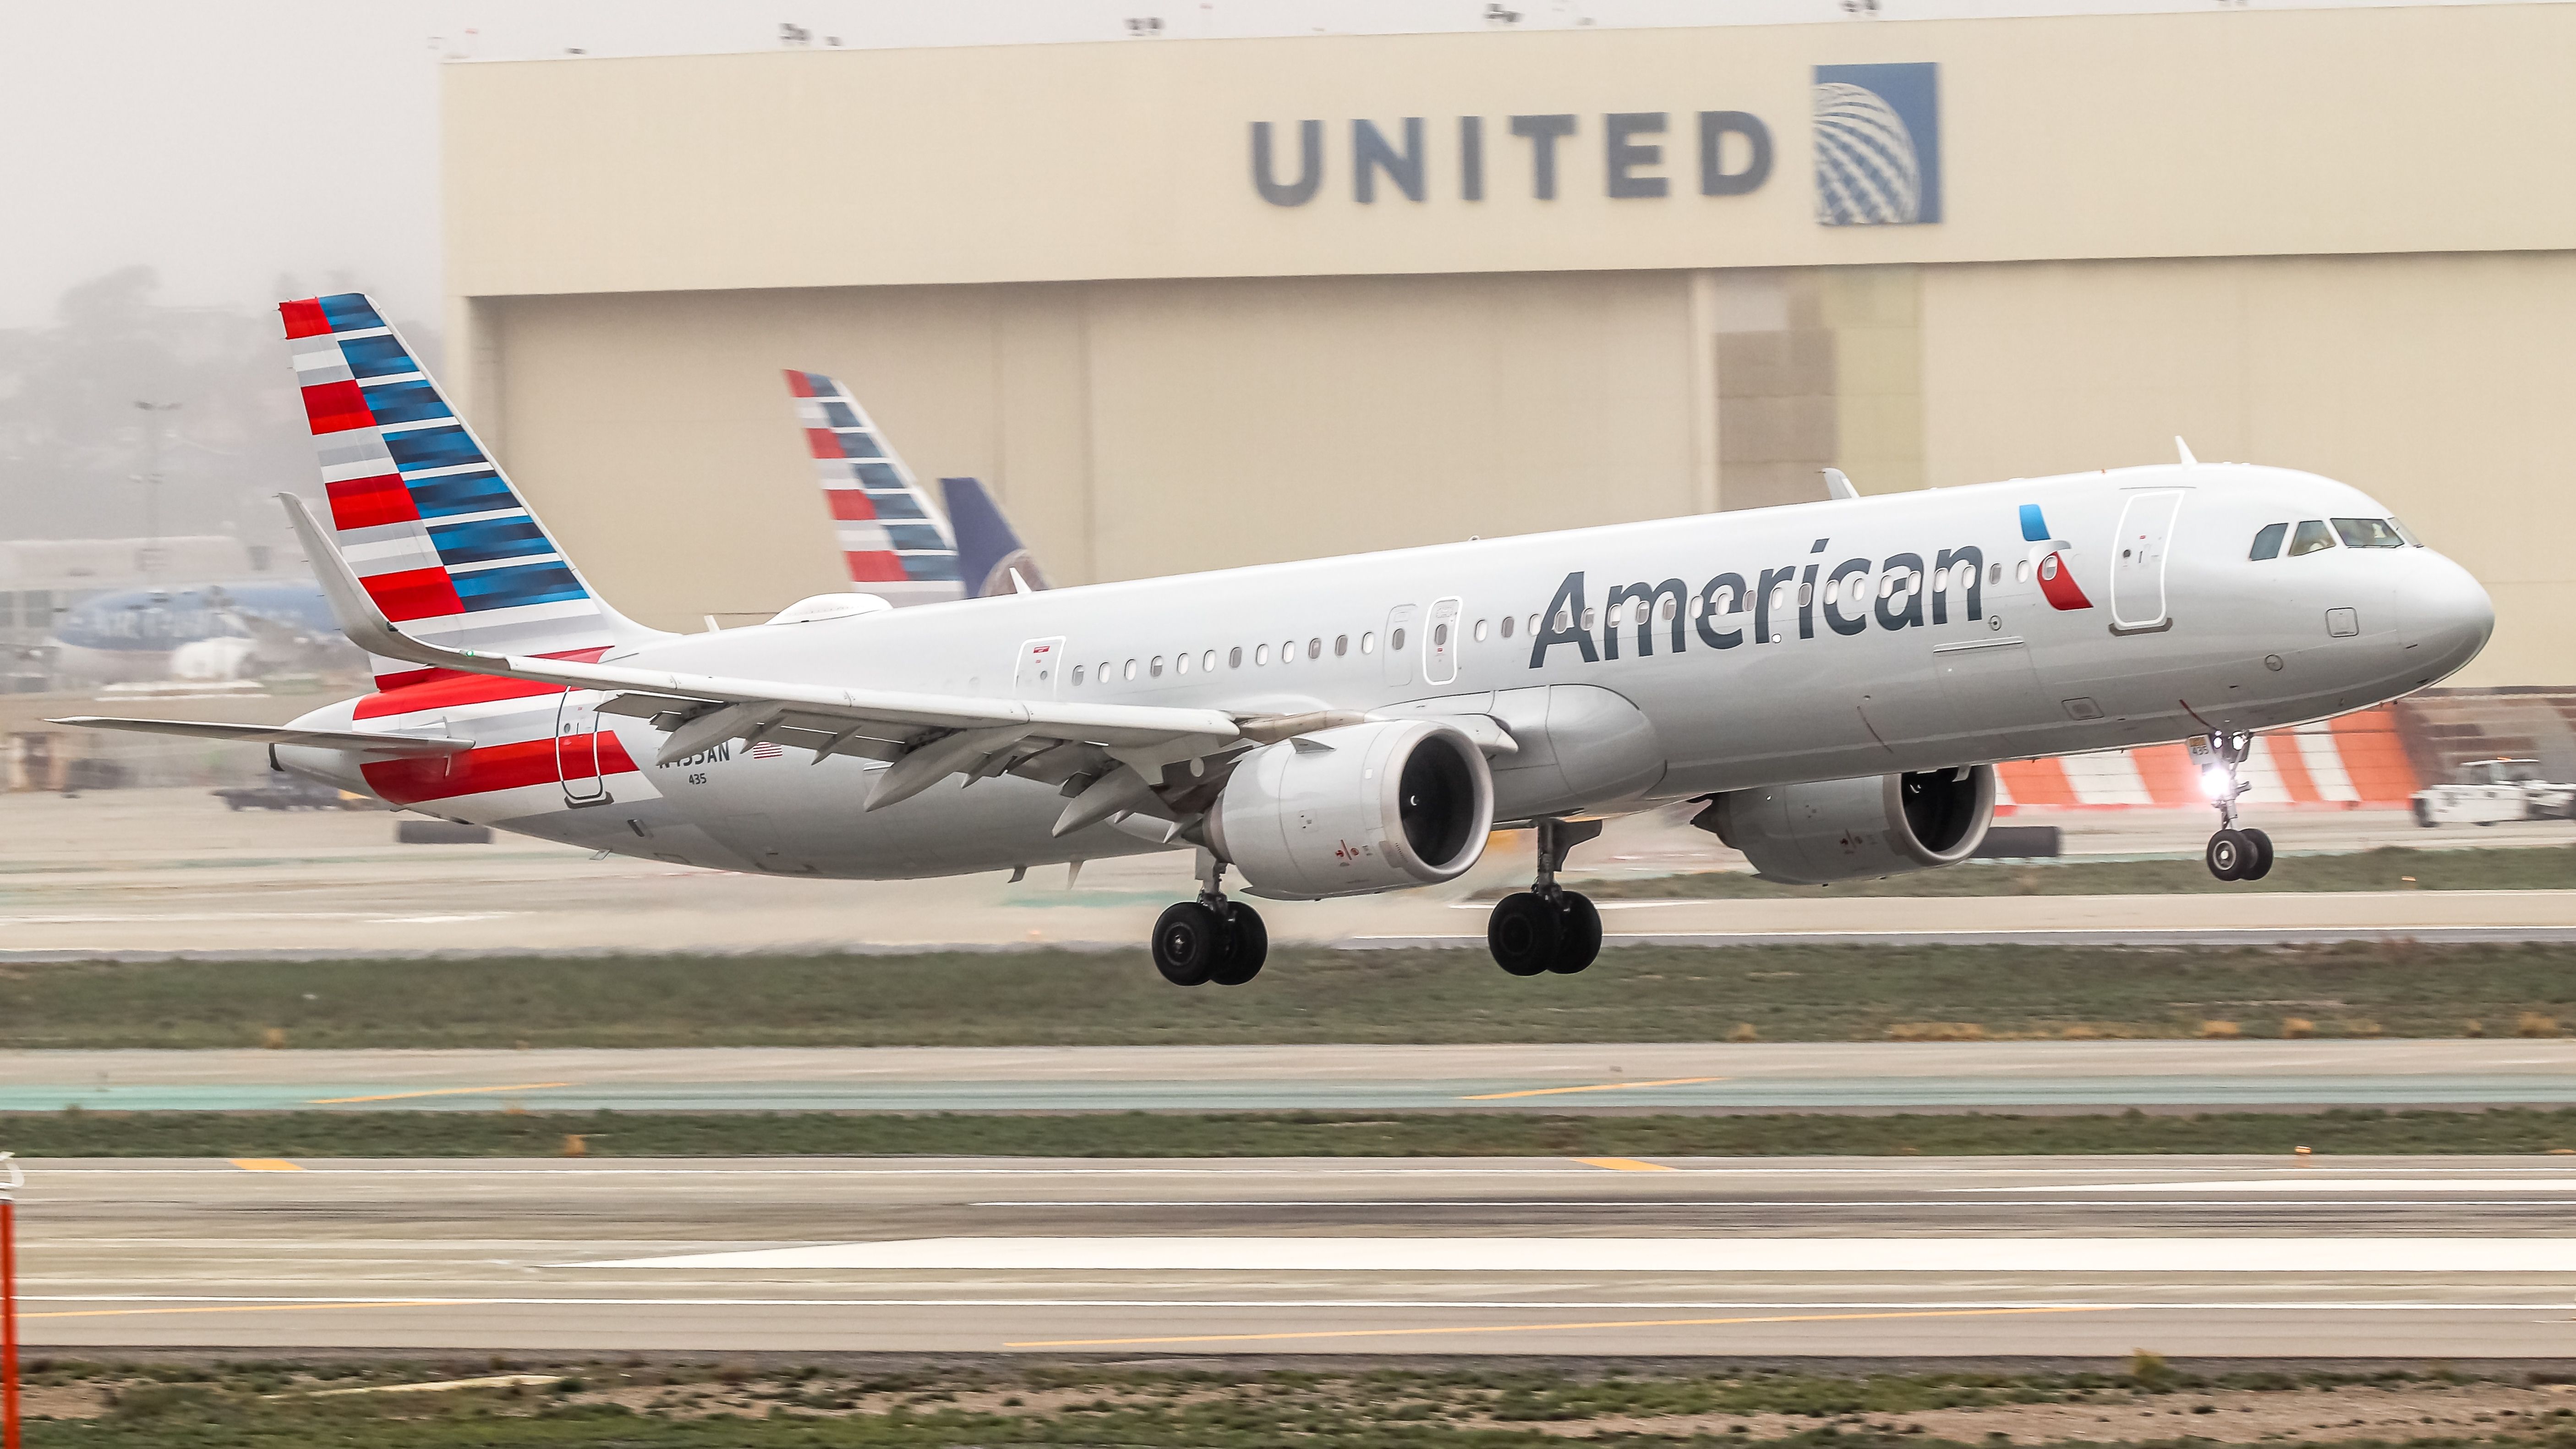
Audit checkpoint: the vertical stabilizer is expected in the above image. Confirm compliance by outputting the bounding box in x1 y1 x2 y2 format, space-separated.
941 476 1050 598
281 293 655 689
783 370 962 606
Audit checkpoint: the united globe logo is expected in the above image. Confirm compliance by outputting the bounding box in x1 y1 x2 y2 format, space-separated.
1813 62 1942 226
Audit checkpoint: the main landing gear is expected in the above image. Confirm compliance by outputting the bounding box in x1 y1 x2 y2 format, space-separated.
1488 817 1606 977
1151 856 1269 986
2199 729 2276 882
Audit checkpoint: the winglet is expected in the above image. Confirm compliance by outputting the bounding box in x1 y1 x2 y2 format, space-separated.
1821 467 1860 502
2174 436 2198 467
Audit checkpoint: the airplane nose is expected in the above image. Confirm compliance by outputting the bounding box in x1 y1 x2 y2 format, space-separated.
2405 553 2494 678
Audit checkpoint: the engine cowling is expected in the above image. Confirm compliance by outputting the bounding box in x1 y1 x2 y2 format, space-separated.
1695 766 1996 885
1206 720 1495 900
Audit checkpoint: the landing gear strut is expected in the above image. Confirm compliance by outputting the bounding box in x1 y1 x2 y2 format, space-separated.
1151 855 1269 986
1488 818 1606 976
2198 729 2275 882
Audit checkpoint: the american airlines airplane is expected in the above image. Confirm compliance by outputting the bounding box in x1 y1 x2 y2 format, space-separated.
62 295 2494 985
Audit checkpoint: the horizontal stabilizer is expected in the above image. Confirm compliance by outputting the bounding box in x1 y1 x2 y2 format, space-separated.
49 716 469 755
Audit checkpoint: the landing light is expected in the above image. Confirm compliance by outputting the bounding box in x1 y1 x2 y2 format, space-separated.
2199 766 2231 799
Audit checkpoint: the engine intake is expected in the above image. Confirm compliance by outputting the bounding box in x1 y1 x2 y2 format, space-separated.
1694 765 1996 885
1206 720 1495 900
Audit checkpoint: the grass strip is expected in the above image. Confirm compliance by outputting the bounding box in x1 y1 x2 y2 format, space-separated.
19 1355 2576 1448
5 940 2576 1049
1575 844 2576 899
13 1105 2576 1157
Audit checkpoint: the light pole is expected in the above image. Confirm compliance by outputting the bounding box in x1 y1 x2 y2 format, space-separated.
131 401 181 578
2 1149 19 1449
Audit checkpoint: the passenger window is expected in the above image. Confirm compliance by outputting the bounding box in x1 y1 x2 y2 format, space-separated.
2288 519 2335 556
1072 665 1085 686
2015 561 2030 583
1334 634 1348 656
1433 623 1450 647
1151 656 1165 677
1361 631 1376 653
2249 522 2287 561
1228 646 1242 668
1989 562 2002 585
1307 637 1322 659
1389 628 1406 651
2332 517 2405 549
1473 619 1488 642
1176 652 1191 675
1202 649 1216 671
1255 643 1270 665
1123 659 1138 681
1499 615 1515 639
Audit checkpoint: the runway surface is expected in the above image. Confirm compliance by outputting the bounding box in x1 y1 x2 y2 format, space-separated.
16 1154 2576 1357
5 789 2569 959
12 1039 2576 1113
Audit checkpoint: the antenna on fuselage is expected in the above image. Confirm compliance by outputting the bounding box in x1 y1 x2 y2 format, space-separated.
2174 437 2199 466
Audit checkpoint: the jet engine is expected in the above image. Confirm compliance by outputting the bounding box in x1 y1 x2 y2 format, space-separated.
1205 719 1494 900
1694 765 1996 885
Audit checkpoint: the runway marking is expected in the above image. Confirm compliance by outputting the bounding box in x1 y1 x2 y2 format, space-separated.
227 1159 303 1172
1006 1304 2117 1348
26 1299 475 1320
1577 1158 1678 1172
306 1082 575 1105
973 1198 2576 1208
27 1295 2576 1312
581 1236 2576 1274
1462 1077 1727 1100
1964 1178 2576 1195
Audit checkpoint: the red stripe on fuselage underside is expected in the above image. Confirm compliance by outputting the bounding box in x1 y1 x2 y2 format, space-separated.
360 647 614 711
328 473 417 530
823 487 879 521
845 550 908 582
361 565 464 623
361 731 640 806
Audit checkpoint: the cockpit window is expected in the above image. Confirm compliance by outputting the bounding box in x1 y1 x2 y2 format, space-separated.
2389 517 2423 547
2288 519 2336 557
2332 517 2406 549
2249 523 2287 561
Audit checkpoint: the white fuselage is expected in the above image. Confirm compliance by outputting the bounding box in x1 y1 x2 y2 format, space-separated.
279 464 2492 880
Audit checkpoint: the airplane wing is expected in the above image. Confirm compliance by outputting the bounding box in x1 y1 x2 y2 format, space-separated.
46 716 469 755
279 492 1326 832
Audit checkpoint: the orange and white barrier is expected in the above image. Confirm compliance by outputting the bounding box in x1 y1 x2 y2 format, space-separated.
1995 706 2417 811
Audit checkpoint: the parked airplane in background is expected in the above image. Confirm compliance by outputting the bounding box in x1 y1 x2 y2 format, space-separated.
51 579 354 683
784 370 1048 605
62 295 2494 985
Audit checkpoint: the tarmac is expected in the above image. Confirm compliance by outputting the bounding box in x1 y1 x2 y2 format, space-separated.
11 1039 2576 1113
16 1154 2576 1357
2 788 2571 958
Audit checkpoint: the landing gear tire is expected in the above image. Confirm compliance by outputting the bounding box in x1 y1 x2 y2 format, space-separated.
1548 892 1602 975
1209 902 1269 986
2239 827 2275 881
1152 900 1222 986
1488 891 1562 977
2205 828 2251 881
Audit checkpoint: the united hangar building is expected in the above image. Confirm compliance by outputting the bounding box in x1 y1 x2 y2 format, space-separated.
442 4 2576 687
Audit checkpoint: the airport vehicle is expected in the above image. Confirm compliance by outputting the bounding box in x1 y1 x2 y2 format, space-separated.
61 295 2494 984
2412 758 2576 826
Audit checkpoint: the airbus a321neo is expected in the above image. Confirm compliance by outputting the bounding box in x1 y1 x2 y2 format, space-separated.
62 295 2495 985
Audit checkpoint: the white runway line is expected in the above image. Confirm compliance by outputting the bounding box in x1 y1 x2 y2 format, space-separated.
581 1236 2576 1274
28 1295 2576 1312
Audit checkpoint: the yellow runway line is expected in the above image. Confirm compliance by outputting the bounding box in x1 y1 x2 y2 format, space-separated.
1007 1303 2117 1348
228 1158 303 1172
307 1082 574 1105
29 1299 476 1320
1576 1157 1678 1172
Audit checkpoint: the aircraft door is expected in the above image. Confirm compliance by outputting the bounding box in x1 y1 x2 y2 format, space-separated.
2110 491 2185 634
1422 597 1462 686
555 689 610 806
1014 636 1066 698
1382 604 1419 687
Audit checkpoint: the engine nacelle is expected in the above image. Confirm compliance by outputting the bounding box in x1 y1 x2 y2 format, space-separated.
1695 765 1996 885
1206 720 1495 900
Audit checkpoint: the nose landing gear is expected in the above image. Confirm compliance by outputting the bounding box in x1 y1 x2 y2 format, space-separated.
1488 817 1606 976
2198 730 2275 882
1151 856 1269 986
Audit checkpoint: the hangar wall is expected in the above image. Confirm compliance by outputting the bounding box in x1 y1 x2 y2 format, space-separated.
445 5 2576 688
